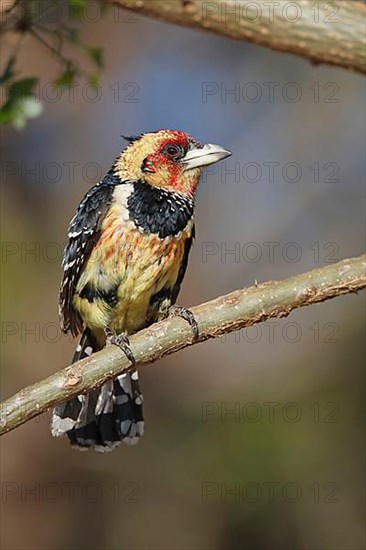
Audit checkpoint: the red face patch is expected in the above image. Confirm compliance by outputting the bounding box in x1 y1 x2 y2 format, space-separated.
143 132 191 186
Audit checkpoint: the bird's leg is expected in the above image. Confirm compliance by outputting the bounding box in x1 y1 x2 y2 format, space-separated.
168 305 199 341
105 328 136 367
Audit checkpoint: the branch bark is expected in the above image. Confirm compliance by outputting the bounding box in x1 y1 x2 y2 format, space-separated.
1 255 365 436
111 0 366 75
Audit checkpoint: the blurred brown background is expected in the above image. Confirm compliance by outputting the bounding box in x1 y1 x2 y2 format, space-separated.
1 4 365 550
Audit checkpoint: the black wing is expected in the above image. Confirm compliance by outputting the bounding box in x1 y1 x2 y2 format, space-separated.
59 176 117 336
171 224 195 304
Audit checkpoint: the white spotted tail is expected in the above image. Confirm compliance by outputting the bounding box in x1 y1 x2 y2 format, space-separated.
51 328 144 452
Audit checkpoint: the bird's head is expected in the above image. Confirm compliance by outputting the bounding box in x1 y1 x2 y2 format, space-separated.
115 130 231 198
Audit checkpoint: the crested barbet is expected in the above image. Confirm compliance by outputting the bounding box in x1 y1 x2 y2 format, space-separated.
52 129 231 451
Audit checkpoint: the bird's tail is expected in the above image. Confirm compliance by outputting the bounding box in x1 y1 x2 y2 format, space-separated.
51 329 144 452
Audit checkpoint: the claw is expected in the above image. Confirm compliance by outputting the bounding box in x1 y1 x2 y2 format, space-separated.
105 329 136 367
169 305 199 341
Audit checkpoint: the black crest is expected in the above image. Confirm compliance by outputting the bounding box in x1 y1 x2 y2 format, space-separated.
121 134 141 144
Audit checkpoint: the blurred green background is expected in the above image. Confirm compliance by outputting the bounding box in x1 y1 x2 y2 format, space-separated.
1 3 365 550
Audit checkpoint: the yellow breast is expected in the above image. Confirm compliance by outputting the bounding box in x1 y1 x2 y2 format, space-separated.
73 201 193 335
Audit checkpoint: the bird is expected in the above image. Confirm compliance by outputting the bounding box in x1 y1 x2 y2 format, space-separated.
51 129 231 452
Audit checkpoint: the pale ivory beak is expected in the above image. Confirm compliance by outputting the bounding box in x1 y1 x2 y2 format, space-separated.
182 143 232 170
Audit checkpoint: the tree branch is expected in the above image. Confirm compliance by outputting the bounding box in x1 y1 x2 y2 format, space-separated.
111 0 366 75
1 255 365 436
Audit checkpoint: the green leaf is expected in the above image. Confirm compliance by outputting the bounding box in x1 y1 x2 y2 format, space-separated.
8 78 38 100
0 76 41 127
54 64 77 88
88 47 104 69
67 0 87 17
0 105 13 125
0 97 43 129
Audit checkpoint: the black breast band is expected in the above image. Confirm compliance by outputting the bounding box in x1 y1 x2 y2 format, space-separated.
127 181 194 238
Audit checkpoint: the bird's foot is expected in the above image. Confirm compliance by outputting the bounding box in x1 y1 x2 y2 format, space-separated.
105 329 135 367
168 305 199 341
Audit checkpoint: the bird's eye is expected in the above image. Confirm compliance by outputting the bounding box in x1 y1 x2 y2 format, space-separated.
163 144 184 161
